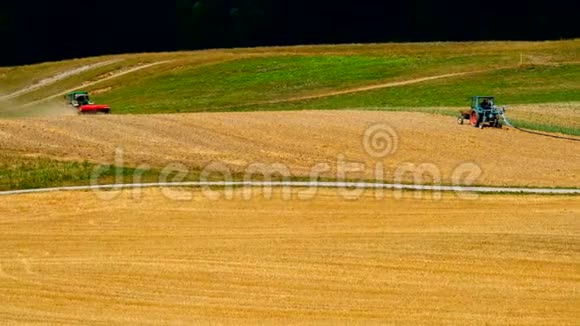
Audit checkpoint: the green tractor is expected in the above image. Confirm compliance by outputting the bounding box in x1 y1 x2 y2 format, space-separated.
65 91 111 115
457 96 506 129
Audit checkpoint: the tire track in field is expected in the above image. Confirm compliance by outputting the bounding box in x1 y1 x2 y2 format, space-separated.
0 59 123 101
235 69 498 108
232 61 580 108
20 61 174 108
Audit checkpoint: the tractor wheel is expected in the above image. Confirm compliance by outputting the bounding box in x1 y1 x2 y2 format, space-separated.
457 116 464 125
470 111 481 128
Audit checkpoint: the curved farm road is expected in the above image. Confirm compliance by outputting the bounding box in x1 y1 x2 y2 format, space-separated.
20 60 173 108
0 59 123 101
230 68 503 109
259 70 489 105
236 61 580 107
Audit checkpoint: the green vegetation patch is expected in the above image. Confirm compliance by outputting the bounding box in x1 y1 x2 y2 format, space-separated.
99 55 421 113
0 155 158 191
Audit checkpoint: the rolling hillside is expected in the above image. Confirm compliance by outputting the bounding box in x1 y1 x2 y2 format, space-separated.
1 42 579 324
1 41 578 135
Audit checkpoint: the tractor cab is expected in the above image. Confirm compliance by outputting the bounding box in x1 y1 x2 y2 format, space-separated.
65 91 93 108
472 96 495 111
75 94 91 106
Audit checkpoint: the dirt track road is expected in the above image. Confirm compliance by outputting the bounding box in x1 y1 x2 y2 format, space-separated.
248 70 493 106
0 111 577 187
0 59 123 102
20 61 173 108
0 189 577 324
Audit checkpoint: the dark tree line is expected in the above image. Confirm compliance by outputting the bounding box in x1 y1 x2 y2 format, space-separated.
175 0 578 47
1 0 578 66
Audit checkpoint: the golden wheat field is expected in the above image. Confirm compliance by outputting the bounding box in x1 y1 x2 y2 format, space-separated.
0 111 579 188
0 188 578 324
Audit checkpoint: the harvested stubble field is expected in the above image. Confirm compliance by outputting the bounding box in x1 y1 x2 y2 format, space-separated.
0 111 578 188
0 188 578 324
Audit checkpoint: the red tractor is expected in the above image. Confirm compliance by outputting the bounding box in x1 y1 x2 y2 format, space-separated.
65 91 111 115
